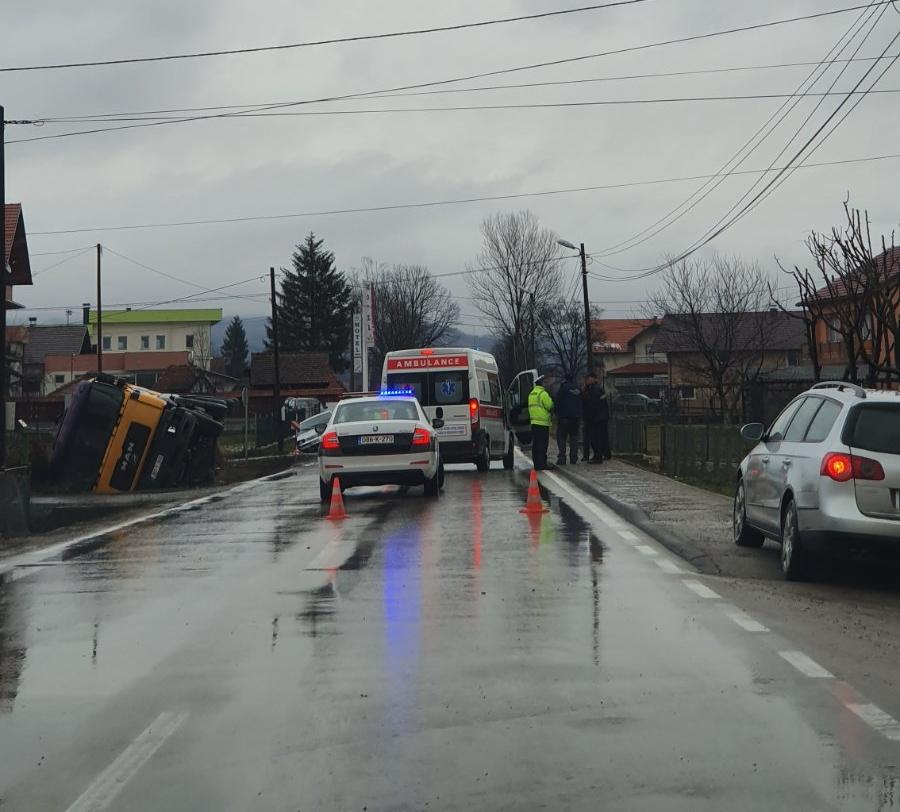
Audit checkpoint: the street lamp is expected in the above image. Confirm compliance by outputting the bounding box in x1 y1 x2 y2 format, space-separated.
557 238 593 374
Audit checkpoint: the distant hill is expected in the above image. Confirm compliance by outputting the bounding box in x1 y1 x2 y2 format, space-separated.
213 317 494 357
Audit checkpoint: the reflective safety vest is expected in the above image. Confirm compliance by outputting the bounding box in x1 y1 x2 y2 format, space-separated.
528 385 554 427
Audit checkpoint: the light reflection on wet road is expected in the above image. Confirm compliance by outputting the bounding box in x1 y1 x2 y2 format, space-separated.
0 463 897 810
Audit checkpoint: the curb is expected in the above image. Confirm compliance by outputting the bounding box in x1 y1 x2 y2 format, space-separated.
553 465 721 575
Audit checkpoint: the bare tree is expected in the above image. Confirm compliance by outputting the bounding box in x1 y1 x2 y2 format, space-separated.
648 255 778 421
537 298 601 380
354 260 460 371
467 210 563 373
768 264 824 383
798 201 900 387
191 324 213 370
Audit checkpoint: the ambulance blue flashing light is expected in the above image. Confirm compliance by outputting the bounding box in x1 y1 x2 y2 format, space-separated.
379 387 416 398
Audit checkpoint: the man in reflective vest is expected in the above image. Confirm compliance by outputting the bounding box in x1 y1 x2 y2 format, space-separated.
528 373 555 470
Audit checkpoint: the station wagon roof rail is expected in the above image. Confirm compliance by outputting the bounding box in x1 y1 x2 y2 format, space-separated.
810 381 867 398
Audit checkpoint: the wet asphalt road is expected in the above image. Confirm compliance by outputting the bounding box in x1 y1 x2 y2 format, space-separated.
0 461 898 811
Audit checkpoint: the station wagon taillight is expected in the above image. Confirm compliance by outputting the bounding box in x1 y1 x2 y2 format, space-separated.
820 452 885 482
412 427 431 446
321 431 340 450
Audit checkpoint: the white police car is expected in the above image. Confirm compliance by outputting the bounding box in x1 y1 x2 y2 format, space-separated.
318 393 445 501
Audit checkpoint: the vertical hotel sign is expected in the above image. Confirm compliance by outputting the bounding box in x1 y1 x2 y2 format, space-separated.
352 311 363 374
362 283 376 344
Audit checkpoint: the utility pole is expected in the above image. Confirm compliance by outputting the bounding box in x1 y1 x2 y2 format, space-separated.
96 243 103 373
529 290 536 369
580 243 593 374
269 267 283 453
0 105 6 468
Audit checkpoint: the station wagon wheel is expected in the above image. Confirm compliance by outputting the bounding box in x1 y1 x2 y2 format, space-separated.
780 498 808 581
733 478 764 548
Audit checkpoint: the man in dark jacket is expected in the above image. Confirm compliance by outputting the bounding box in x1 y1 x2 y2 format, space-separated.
554 374 583 465
582 370 611 463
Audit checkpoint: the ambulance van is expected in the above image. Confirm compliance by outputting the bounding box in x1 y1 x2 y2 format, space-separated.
381 348 537 471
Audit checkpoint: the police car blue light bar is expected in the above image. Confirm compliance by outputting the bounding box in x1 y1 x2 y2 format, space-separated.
379 387 416 397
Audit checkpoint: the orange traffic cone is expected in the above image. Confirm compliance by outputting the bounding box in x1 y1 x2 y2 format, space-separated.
325 477 348 520
520 469 549 514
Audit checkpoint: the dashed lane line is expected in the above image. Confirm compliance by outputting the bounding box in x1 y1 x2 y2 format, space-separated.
845 703 900 741
653 558 685 575
724 609 769 633
778 650 834 679
635 544 658 557
64 711 187 812
682 579 721 599
619 529 639 542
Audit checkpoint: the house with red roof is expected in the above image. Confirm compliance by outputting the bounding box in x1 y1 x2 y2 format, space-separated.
808 246 900 378
3 204 31 312
590 317 668 395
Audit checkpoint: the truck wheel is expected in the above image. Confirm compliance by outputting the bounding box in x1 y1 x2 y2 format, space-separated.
502 433 515 470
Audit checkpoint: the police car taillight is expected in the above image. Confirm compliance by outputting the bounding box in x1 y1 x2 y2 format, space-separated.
321 431 340 450
412 427 431 446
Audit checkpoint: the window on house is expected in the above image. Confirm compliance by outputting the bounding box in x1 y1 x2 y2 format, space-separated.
102 336 112 351
117 336 127 351
54 374 65 385
140 335 150 350
156 335 166 350
826 322 841 343
786 350 800 367
679 385 695 401
185 334 194 349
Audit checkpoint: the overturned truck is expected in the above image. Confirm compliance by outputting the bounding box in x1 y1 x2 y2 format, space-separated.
51 374 227 493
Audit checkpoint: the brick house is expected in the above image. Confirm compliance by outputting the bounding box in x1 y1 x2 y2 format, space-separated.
249 352 346 414
651 311 806 417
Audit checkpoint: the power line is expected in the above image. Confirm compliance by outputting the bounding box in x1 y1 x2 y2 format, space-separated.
595 1 883 258
0 1 652 73
595 25 900 281
28 53 896 123
7 3 893 145
27 87 900 126
27 149 900 237
32 246 96 277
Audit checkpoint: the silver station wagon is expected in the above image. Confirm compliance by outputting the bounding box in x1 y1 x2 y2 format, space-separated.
733 382 900 579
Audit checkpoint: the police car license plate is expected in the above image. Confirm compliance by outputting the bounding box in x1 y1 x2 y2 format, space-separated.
359 435 394 445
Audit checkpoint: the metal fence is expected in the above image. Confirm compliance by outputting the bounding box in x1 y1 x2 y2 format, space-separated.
610 417 752 487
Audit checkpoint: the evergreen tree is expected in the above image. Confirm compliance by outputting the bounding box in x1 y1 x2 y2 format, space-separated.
266 233 352 371
221 315 249 380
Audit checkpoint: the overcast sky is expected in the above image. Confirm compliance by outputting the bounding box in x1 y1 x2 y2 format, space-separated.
4 0 899 334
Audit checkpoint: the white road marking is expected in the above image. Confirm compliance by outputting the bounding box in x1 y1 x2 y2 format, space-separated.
653 558 685 575
0 470 293 581
845 703 900 741
65 711 187 812
619 529 639 542
778 650 833 679
305 540 347 571
635 544 658 557
682 580 721 599
725 609 769 633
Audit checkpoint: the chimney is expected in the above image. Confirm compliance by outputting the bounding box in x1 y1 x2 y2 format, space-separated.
82 303 91 326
